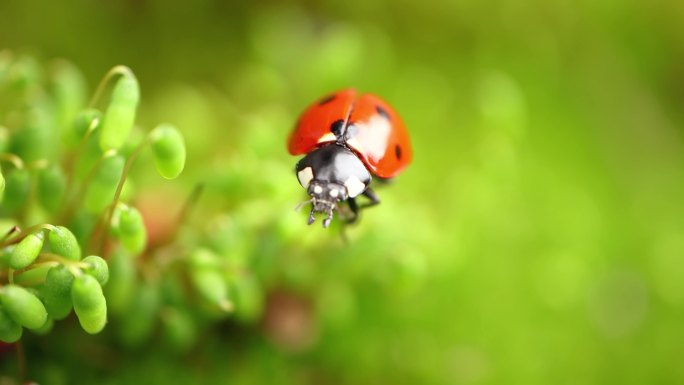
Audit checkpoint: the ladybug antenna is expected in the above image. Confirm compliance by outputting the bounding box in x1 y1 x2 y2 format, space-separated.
294 198 313 212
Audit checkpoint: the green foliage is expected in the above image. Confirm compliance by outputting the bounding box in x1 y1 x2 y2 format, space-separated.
111 205 146 255
2 0 679 382
48 226 81 261
99 71 140 151
37 165 67 213
82 255 109 286
42 265 75 320
0 285 47 329
0 58 189 348
0 307 22 343
9 232 44 269
71 274 107 334
150 124 186 179
84 153 125 213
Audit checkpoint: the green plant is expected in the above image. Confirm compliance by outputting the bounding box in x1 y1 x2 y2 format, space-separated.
0 51 426 383
0 54 187 341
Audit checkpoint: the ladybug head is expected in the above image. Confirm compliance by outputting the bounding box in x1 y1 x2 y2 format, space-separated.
303 180 348 228
294 143 371 228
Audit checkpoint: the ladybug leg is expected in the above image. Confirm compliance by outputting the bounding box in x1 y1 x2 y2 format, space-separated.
340 188 380 225
342 197 360 224
358 188 380 210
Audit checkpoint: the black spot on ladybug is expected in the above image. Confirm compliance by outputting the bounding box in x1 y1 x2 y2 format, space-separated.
376 105 390 120
319 94 336 105
395 145 402 160
330 119 345 139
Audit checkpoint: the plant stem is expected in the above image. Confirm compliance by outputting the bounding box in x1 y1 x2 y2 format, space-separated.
88 65 134 109
0 153 24 169
93 135 151 257
0 226 20 243
0 224 57 248
58 149 117 224
16 340 27 384
62 116 100 207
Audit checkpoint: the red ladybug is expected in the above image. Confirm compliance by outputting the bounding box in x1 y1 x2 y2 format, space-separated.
288 89 412 227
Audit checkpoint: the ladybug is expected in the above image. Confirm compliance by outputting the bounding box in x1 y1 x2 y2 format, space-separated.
288 89 412 227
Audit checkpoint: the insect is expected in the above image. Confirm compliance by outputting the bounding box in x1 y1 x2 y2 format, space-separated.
288 89 412 227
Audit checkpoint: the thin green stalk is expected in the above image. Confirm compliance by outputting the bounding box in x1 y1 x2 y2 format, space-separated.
62 115 100 206
0 153 25 169
91 135 151 257
88 65 134 109
58 149 117 224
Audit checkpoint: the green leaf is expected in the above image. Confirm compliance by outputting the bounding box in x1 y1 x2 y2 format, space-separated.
9 232 45 269
99 74 140 151
37 165 66 213
73 109 101 139
190 268 231 312
0 307 22 343
84 154 124 213
3 168 30 214
50 60 87 135
0 285 48 330
112 205 147 255
42 265 75 320
48 226 81 261
150 124 186 179
82 255 109 286
71 274 107 334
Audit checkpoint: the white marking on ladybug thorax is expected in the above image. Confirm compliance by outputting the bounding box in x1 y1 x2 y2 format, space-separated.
297 167 314 188
346 115 391 163
344 176 366 198
313 185 323 194
317 133 337 144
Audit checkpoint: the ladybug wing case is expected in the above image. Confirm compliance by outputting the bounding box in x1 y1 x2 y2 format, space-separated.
344 94 412 179
288 89 357 155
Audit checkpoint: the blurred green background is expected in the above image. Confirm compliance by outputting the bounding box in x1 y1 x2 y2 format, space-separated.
2 0 684 384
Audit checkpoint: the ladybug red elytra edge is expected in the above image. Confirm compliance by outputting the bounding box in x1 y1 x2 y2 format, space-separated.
288 89 412 228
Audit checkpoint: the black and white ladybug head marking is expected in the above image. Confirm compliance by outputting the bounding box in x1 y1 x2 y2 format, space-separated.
295 143 371 228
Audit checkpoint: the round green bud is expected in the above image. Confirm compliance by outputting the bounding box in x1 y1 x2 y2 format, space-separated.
119 282 159 347
7 55 42 91
73 109 101 139
9 232 45 270
99 73 140 151
11 105 56 162
3 168 30 214
42 265 75 320
189 248 221 270
0 246 12 267
162 307 197 353
84 154 124 213
150 124 186 179
0 285 47 329
232 274 264 322
104 251 136 315
31 316 54 335
113 206 147 255
82 255 109 286
37 165 66 213
50 60 87 134
71 274 107 334
48 226 81 261
0 307 22 343
190 268 231 312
